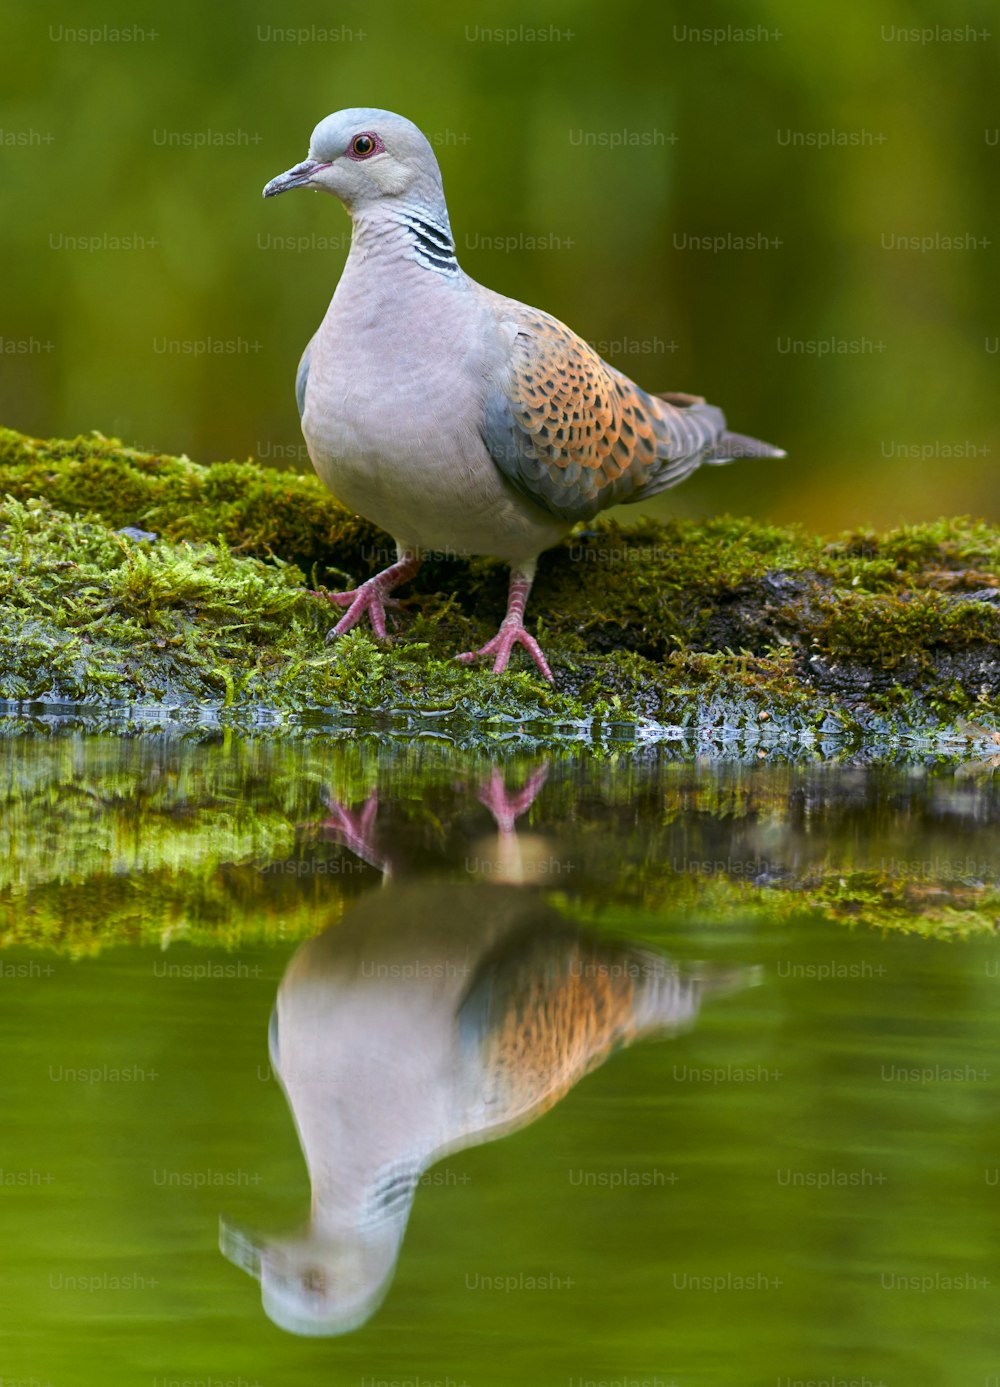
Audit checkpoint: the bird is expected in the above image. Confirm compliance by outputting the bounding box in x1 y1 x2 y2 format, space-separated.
263 108 784 681
221 776 756 1335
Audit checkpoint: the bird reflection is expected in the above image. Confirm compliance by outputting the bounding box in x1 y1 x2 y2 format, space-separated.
222 768 752 1335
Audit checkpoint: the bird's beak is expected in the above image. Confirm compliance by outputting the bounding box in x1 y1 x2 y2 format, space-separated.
262 159 330 199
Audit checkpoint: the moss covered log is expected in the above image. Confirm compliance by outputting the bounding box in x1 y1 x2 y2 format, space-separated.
1 426 998 740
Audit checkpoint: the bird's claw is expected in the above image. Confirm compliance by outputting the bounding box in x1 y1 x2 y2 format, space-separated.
312 578 398 640
456 621 554 683
312 553 421 642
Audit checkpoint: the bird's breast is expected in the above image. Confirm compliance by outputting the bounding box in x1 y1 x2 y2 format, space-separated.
305 273 483 465
299 271 566 561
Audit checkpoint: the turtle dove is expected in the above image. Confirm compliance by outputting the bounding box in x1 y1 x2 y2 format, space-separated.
222 778 754 1335
263 109 784 681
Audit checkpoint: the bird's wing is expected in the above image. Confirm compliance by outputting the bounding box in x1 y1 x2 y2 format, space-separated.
456 920 670 1125
295 337 314 420
480 302 728 522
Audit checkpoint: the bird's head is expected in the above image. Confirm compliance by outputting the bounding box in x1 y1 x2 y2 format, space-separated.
263 107 447 219
220 1217 404 1337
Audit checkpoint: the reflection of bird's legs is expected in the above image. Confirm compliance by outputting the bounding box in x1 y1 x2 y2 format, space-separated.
474 765 549 885
315 791 389 875
312 767 550 884
476 765 549 836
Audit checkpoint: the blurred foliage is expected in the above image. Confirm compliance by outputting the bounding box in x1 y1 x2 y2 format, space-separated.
3 736 1000 952
1 0 997 530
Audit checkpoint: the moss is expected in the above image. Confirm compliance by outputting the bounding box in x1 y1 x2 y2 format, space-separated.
0 426 998 742
0 427 379 575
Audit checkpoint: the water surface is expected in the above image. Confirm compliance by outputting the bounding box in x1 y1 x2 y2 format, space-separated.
2 733 999 1385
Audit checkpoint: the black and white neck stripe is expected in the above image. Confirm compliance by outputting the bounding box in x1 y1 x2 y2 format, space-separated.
396 211 459 277
366 1162 421 1224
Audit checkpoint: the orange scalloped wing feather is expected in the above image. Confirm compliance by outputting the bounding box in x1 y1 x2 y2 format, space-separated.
481 305 726 521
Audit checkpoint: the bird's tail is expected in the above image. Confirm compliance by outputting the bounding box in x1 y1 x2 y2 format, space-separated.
651 392 786 466
685 961 765 997
629 954 762 1035
703 430 786 463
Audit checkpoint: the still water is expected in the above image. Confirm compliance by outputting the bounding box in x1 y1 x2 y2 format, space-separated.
2 731 999 1386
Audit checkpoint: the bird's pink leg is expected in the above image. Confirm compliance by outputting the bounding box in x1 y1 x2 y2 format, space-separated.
457 564 553 682
315 550 422 639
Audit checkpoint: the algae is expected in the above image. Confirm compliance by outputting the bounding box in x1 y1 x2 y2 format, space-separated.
0 426 997 741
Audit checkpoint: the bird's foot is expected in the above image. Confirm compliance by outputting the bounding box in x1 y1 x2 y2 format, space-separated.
314 553 421 640
456 619 554 683
314 582 398 639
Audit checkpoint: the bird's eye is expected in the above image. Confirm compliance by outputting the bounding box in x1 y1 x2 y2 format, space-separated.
351 133 376 157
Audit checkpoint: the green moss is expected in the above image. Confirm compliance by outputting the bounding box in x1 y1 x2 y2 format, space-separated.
0 426 998 741
0 427 378 574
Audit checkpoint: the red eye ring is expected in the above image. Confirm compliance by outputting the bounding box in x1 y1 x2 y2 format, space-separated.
347 132 382 160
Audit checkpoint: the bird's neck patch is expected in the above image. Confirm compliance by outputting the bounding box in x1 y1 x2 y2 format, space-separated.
394 210 459 277
364 1161 421 1226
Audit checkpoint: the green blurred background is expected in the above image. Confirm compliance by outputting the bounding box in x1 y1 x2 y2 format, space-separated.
2 0 997 530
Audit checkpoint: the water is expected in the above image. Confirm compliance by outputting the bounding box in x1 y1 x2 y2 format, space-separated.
2 731 999 1385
